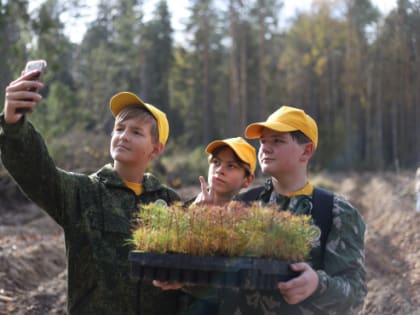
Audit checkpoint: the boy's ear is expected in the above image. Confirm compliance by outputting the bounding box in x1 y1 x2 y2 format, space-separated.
241 173 255 189
150 142 164 160
300 142 315 162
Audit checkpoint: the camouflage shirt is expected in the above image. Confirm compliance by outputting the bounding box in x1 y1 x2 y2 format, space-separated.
0 116 186 315
218 178 367 315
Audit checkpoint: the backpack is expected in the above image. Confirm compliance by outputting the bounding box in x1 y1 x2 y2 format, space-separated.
239 186 334 260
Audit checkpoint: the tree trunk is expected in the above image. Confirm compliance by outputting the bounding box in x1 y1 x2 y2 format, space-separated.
240 28 248 132
258 4 266 121
228 0 240 137
202 14 211 144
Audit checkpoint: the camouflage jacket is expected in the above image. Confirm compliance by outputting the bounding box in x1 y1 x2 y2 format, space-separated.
0 116 186 315
217 178 367 315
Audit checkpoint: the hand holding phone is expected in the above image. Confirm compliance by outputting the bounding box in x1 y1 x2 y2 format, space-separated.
16 60 47 114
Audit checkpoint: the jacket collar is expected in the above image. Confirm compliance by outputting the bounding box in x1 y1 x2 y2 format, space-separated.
91 163 163 193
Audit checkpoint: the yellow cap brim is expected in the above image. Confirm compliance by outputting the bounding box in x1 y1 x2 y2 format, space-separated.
205 138 256 174
244 106 318 148
245 122 297 139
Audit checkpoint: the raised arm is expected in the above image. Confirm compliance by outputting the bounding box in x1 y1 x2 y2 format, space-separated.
4 70 44 124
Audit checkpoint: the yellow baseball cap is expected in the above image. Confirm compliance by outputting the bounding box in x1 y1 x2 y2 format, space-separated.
245 106 318 149
205 137 257 174
109 91 169 145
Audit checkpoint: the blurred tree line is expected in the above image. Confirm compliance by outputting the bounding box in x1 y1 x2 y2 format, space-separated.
0 0 419 175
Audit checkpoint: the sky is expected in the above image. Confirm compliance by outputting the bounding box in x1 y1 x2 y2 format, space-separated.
28 0 398 44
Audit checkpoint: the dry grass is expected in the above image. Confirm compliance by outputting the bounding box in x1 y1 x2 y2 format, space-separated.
131 201 317 261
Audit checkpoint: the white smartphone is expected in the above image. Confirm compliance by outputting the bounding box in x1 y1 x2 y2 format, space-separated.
16 60 48 114
24 59 47 80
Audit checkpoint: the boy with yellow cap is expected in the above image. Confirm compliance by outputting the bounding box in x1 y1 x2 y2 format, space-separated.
154 137 256 314
193 137 256 206
218 106 367 315
0 70 185 314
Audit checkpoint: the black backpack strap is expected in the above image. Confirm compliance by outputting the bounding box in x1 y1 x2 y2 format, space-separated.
238 186 266 203
311 187 334 261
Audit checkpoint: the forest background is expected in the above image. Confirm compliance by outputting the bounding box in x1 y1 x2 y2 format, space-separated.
0 0 419 187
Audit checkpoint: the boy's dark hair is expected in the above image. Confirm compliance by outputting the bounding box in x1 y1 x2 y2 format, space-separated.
290 130 312 146
209 145 252 178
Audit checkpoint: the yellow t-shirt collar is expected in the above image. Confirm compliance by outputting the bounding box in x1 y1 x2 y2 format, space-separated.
285 181 314 197
124 180 143 196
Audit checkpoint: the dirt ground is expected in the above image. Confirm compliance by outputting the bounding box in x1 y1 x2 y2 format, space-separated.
0 172 419 315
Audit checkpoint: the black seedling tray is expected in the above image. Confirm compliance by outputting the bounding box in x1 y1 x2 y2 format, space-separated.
129 252 299 290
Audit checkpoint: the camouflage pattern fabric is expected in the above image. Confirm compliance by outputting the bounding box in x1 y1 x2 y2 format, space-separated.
0 116 187 315
220 178 367 315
